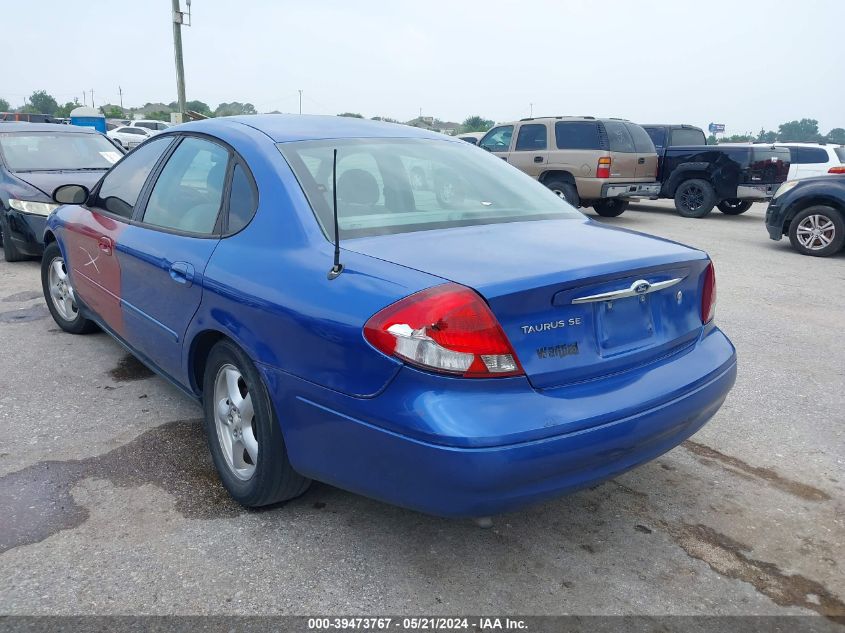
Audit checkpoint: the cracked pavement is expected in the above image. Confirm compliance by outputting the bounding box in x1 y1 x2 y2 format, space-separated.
0 200 842 618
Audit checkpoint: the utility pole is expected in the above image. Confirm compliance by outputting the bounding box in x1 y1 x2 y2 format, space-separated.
529 102 533 117
171 0 191 117
82 91 86 106
118 86 124 112
90 90 95 109
298 89 303 114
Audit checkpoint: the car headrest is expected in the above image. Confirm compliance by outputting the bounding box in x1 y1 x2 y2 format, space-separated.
337 168 379 205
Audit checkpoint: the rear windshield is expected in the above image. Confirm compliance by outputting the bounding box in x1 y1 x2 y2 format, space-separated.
752 147 791 163
625 123 656 153
669 128 706 146
278 138 582 239
836 147 845 162
0 132 121 171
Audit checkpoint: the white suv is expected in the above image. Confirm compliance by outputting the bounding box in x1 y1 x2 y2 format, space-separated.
128 119 171 133
776 143 845 179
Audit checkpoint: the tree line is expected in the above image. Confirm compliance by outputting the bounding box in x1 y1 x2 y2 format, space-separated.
708 119 845 145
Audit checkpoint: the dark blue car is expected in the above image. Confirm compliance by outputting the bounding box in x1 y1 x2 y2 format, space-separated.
42 115 736 518
0 122 123 261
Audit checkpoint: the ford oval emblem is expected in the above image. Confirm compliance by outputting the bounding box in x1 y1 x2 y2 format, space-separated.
634 281 650 294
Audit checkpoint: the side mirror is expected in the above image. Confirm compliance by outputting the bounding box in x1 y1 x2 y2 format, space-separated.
53 184 90 205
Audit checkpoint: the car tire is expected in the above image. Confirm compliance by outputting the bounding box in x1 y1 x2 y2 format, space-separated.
717 199 753 215
41 241 98 334
545 178 580 207
203 339 311 508
674 179 716 218
1 214 27 262
593 199 629 217
788 205 845 257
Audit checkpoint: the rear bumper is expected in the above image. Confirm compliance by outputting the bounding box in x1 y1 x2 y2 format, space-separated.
736 183 779 200
260 326 737 517
601 182 661 199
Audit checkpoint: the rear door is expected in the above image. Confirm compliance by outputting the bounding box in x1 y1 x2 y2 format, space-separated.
117 135 229 380
478 125 514 162
601 120 637 179
61 136 174 338
507 122 549 178
625 122 658 179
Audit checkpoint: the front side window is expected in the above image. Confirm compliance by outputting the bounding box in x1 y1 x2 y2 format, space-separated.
0 132 123 171
603 121 636 153
515 124 547 151
141 137 229 234
669 128 706 146
95 136 173 218
279 138 582 239
135 122 155 130
479 126 514 152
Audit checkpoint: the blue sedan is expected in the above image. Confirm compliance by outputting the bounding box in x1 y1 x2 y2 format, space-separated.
42 115 736 517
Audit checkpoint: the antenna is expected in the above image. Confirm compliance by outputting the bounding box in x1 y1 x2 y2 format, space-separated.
327 148 344 280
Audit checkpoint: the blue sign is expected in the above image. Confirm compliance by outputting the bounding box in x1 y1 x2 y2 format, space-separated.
708 123 725 134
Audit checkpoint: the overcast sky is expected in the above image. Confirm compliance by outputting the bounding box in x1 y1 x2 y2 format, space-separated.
3 0 843 134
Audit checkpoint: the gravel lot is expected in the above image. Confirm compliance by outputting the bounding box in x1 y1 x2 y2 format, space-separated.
0 200 842 618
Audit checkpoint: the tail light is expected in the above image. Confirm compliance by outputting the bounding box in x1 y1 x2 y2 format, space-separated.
597 157 612 179
364 283 524 378
828 166 845 174
701 262 717 324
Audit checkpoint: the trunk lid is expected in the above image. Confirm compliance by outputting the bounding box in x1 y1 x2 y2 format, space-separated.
347 218 709 389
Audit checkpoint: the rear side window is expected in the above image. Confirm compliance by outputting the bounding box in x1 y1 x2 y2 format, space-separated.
790 147 830 164
644 127 666 148
95 136 173 218
625 123 656 153
603 121 635 153
554 122 600 150
515 124 547 151
142 137 230 234
227 163 258 233
669 128 706 146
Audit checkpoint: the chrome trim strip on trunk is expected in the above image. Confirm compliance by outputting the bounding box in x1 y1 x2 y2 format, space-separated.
571 277 685 304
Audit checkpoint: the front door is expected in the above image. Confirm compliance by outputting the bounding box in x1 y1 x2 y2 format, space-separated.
61 136 175 338
118 135 230 380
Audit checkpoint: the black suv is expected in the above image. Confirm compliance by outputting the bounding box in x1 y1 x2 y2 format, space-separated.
642 124 791 218
765 175 845 257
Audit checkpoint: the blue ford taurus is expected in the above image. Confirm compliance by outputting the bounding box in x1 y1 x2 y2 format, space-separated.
42 115 736 517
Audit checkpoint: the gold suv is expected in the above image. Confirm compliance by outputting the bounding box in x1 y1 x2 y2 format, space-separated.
479 116 660 217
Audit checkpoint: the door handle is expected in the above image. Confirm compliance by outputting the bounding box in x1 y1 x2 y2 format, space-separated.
637 157 646 164
169 261 195 287
534 156 544 163
98 236 113 256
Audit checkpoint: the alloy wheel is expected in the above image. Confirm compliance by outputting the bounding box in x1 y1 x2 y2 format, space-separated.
796 214 836 251
213 364 258 480
680 185 705 211
48 257 78 321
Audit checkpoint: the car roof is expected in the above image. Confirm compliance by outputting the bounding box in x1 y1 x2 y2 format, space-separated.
775 142 840 148
640 124 704 130
0 122 99 134
173 114 454 144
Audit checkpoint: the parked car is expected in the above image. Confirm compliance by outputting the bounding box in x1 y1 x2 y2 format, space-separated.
775 143 845 180
1 112 60 124
765 175 845 257
456 132 485 145
0 123 124 261
108 125 155 149
641 124 791 218
479 116 660 217
128 119 171 133
43 115 735 517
